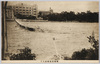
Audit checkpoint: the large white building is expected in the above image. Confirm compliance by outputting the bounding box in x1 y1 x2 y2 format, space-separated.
6 3 38 19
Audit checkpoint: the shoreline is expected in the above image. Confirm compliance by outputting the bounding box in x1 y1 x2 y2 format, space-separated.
6 19 98 23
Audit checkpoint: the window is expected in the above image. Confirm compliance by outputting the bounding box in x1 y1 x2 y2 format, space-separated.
34 11 36 13
16 7 18 8
26 10 28 11
16 9 18 11
34 13 36 15
26 7 28 9
16 12 18 14
34 8 36 10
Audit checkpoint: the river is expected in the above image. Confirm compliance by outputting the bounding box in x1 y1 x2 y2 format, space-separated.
7 20 99 60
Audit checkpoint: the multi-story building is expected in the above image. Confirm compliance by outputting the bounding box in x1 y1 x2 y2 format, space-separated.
13 3 38 18
6 3 38 19
6 6 14 19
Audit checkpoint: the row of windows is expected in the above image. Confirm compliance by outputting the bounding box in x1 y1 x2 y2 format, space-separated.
16 9 37 11
16 11 32 13
15 7 32 9
15 9 36 11
15 7 37 9
16 12 36 15
16 12 31 13
6 10 13 12
16 9 32 11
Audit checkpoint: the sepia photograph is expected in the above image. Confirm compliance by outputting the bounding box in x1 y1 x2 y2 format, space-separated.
1 1 99 63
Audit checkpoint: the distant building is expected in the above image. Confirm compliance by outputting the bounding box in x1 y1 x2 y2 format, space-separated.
39 7 53 16
6 3 38 19
49 7 53 14
6 6 14 20
13 3 38 18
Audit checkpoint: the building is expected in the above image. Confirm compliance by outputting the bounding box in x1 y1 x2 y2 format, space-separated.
39 7 53 16
13 3 38 18
6 3 38 19
6 6 14 20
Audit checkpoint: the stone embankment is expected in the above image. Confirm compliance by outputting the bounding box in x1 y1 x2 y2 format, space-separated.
15 19 35 31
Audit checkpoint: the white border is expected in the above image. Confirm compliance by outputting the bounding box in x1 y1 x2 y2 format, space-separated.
0 0 99 64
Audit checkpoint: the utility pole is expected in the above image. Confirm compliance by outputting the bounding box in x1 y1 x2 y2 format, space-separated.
2 1 8 60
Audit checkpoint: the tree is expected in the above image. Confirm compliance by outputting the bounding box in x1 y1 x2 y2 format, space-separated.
10 47 36 60
71 32 99 60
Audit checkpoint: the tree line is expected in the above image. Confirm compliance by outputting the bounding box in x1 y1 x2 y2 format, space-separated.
15 14 36 19
40 11 98 22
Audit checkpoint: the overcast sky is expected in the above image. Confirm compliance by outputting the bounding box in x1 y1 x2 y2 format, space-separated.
7 1 99 13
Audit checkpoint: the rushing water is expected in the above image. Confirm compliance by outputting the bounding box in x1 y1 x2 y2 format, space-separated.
7 21 99 60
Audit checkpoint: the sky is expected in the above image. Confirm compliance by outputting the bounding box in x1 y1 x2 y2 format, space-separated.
7 1 99 13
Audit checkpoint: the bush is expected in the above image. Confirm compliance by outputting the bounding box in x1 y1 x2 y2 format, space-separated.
71 48 97 60
10 47 36 60
71 32 99 60
64 56 71 60
72 48 88 60
64 32 99 60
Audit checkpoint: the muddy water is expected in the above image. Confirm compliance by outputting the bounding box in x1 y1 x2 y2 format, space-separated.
7 21 99 60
